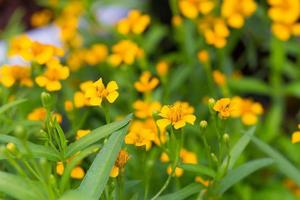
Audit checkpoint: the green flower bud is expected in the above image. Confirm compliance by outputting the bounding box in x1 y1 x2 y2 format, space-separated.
199 120 208 128
41 92 52 109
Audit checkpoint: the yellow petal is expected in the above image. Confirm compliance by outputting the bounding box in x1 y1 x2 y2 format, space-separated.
183 114 196 124
106 81 118 92
46 81 61 91
106 91 119 103
110 166 119 178
35 76 48 87
174 120 186 129
156 119 171 130
292 131 300 144
71 166 85 179
89 97 102 106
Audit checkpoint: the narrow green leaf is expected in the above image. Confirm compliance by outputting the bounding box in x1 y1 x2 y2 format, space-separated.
228 78 270 95
251 136 300 186
157 183 201 200
66 114 132 158
0 135 60 161
59 190 89 200
179 163 216 177
143 25 167 53
0 171 46 200
215 158 274 194
0 99 27 115
284 81 300 97
78 122 130 199
221 127 256 170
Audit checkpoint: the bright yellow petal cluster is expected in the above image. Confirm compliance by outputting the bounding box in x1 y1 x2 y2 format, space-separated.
179 0 215 19
268 0 300 41
230 97 263 125
0 65 33 88
161 148 198 177
213 70 226 86
108 40 144 67
117 10 151 35
35 59 69 91
31 9 52 27
156 61 170 77
221 0 257 28
84 78 119 106
198 16 230 48
157 101 196 130
73 81 94 108
213 98 235 118
56 162 85 179
83 44 108 66
76 129 91 140
9 35 64 64
133 100 161 118
110 149 129 178
134 71 159 93
27 107 62 123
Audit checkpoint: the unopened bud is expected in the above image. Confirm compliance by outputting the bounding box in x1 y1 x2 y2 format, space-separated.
223 133 230 144
14 125 26 139
41 92 52 109
200 120 208 128
208 98 215 105
210 153 218 163
6 143 16 153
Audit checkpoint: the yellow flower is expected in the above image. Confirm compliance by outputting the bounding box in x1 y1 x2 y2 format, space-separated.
231 97 263 125
83 44 108 65
213 98 235 118
64 100 74 112
198 16 230 48
8 35 33 60
84 78 119 106
195 176 210 187
156 61 170 77
30 42 64 64
108 40 144 67
197 50 209 63
133 100 161 118
76 129 91 140
268 0 300 40
291 124 300 144
157 101 196 130
0 65 33 88
134 71 159 93
172 16 183 27
213 70 226 86
27 107 62 123
110 150 129 177
221 0 257 28
117 10 151 35
161 148 197 177
67 49 86 71
56 162 85 179
179 0 215 19
31 9 52 27
74 81 94 108
35 59 69 91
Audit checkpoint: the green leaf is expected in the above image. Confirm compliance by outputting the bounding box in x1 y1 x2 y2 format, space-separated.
221 127 256 170
228 78 270 95
0 135 60 161
284 81 300 97
0 99 27 115
169 66 191 93
78 122 130 199
179 163 216 177
59 190 89 200
215 158 274 194
157 183 201 200
251 136 300 186
66 114 132 158
0 171 46 200
143 24 167 54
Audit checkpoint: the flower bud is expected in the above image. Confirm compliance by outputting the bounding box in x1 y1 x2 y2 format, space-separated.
199 120 208 128
41 92 52 109
223 133 230 144
208 98 215 106
6 143 17 154
14 125 26 139
210 153 218 163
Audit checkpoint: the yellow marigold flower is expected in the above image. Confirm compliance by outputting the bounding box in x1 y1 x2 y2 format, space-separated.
84 78 119 106
108 40 144 67
162 148 197 177
156 61 170 77
292 131 300 144
213 70 226 86
56 162 85 179
179 0 215 19
0 65 33 88
268 0 300 40
110 149 129 177
35 59 69 91
8 35 33 60
64 100 74 112
231 97 263 125
197 50 209 63
83 44 108 65
31 9 52 27
74 81 94 108
117 10 151 35
27 107 62 123
213 98 235 118
133 100 161 118
134 71 159 93
76 129 91 140
172 15 183 27
198 16 230 48
125 120 156 150
157 101 196 130
31 42 64 65
221 0 257 28
67 49 85 71
195 176 210 187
